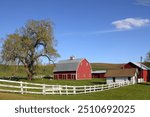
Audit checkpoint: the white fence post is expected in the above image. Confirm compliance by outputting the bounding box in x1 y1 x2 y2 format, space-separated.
52 85 54 94
101 85 103 91
20 81 23 94
119 82 121 87
73 86 76 94
89 86 91 93
24 82 27 93
94 85 96 92
59 85 62 95
65 85 68 95
42 84 46 95
84 86 86 94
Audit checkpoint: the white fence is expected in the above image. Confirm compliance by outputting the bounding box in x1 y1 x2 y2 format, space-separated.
0 79 133 95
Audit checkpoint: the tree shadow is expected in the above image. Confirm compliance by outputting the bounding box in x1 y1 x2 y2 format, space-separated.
0 76 27 81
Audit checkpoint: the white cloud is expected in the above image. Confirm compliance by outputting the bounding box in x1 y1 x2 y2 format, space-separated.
112 18 150 30
135 0 150 6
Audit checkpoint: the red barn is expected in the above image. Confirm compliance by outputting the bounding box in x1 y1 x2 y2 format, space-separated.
53 57 92 80
92 70 106 78
124 62 150 82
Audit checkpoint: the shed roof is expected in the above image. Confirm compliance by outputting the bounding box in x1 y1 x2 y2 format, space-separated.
53 58 84 72
129 62 150 70
105 68 136 78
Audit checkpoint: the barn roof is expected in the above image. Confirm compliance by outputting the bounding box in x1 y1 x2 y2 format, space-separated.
128 62 150 70
105 68 136 78
53 58 84 72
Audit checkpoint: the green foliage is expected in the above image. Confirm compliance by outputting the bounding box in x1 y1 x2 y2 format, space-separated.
145 50 150 62
143 62 150 68
1 19 59 80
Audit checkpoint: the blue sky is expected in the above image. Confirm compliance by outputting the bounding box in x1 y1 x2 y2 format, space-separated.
0 0 150 63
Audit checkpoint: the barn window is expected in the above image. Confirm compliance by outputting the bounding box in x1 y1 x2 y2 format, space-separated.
113 77 115 82
71 74 76 80
62 74 66 79
59 74 62 79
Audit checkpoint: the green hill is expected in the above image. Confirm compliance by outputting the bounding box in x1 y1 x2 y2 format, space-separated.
91 63 125 71
0 64 54 78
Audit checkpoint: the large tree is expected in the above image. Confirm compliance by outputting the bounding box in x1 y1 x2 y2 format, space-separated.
1 19 59 80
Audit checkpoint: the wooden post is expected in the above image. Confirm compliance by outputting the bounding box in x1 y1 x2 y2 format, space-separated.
25 82 27 93
101 85 103 91
113 83 115 88
73 86 76 94
59 85 62 95
65 85 68 95
94 85 96 92
89 86 91 93
42 84 46 95
84 86 86 94
119 83 121 87
52 85 54 94
20 81 23 94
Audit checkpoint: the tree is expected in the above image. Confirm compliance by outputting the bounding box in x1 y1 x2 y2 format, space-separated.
145 51 150 62
1 19 60 80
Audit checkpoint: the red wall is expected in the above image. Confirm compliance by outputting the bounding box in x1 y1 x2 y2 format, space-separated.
143 70 148 82
124 63 149 82
149 70 150 82
76 59 92 80
54 71 76 80
92 73 106 78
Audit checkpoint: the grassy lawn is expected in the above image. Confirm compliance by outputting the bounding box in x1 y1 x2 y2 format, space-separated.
20 78 106 86
0 83 150 100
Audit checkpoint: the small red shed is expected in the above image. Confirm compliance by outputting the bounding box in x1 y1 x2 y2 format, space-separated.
53 57 92 80
124 62 150 82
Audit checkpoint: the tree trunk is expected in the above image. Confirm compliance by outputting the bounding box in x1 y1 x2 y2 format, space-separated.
24 65 33 80
28 73 33 81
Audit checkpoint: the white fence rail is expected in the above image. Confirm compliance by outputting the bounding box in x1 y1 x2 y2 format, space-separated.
0 79 133 95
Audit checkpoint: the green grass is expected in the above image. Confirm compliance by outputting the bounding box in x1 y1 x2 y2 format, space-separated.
19 78 106 86
0 83 150 100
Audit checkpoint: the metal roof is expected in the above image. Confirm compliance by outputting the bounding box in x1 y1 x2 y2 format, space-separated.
53 58 84 72
92 70 106 74
130 62 150 70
